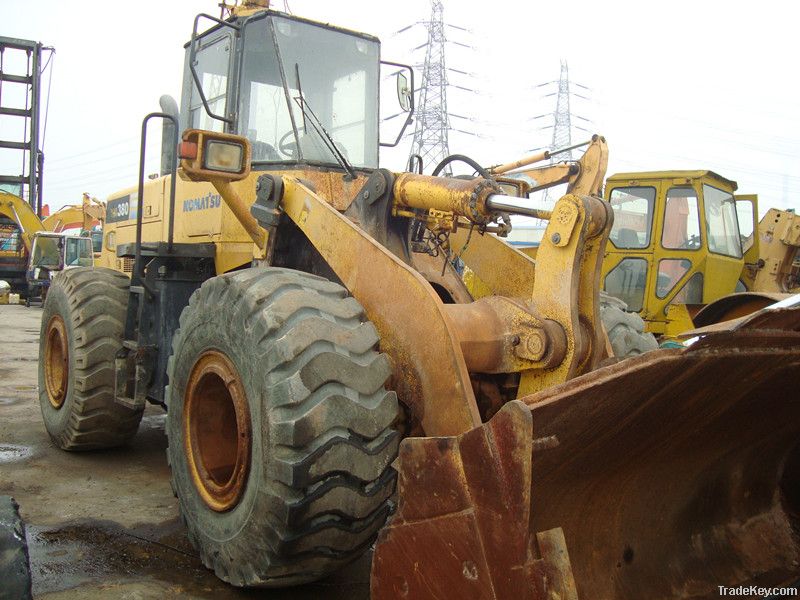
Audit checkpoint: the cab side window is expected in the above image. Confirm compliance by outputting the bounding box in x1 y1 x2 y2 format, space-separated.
188 34 232 132
662 187 701 250
608 187 655 249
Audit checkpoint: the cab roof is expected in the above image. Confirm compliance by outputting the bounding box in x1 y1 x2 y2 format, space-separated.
185 8 381 49
607 170 738 192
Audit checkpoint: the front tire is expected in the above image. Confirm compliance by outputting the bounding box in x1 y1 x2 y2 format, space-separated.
166 267 400 587
38 267 143 450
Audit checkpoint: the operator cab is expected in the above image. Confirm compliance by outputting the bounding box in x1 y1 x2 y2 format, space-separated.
181 10 408 174
29 233 94 271
601 170 747 332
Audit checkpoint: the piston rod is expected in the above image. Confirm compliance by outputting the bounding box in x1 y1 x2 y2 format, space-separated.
485 194 553 220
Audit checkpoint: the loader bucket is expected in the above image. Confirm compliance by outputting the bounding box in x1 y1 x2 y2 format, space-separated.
372 305 800 599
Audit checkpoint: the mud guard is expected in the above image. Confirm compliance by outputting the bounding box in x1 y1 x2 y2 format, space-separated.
372 305 800 599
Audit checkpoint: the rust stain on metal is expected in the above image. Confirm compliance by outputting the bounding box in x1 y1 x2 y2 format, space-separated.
517 326 800 599
371 401 579 600
444 297 567 374
409 251 474 304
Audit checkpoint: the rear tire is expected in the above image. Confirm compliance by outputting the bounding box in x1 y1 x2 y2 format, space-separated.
166 267 400 587
600 292 659 358
38 267 143 450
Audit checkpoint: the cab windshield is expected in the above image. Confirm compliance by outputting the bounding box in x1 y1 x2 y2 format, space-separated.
31 236 63 269
237 16 379 168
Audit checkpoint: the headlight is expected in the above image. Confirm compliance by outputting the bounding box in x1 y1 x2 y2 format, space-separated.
204 141 245 173
180 130 251 183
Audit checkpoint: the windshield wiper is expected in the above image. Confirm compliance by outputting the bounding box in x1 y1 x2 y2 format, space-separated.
293 64 356 178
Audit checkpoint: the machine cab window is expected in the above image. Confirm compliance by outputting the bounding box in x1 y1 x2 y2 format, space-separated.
184 13 380 170
64 237 94 267
238 15 379 168
703 184 742 258
662 187 701 250
186 33 232 133
607 186 655 249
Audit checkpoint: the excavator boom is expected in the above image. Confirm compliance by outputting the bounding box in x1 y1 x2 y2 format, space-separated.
42 193 105 232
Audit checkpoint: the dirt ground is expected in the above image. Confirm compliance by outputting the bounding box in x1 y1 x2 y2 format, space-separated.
0 303 370 599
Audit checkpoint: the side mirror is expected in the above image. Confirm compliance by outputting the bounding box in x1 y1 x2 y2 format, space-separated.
397 72 411 113
380 61 414 148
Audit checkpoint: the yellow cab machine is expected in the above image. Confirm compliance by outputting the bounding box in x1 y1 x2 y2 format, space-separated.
602 170 799 337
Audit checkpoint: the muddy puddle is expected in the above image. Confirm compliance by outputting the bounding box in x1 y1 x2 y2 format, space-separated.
0 443 33 463
28 519 228 598
27 519 370 599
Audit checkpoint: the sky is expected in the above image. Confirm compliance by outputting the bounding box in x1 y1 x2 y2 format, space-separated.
2 0 798 217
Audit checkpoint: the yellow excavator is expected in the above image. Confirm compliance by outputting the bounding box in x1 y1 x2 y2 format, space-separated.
37 2 800 598
0 191 96 301
0 190 44 293
42 193 105 255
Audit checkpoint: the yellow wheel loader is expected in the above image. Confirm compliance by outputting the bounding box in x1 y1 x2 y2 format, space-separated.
38 2 800 597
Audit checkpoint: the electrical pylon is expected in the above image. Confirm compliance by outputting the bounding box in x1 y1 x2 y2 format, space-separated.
409 0 453 175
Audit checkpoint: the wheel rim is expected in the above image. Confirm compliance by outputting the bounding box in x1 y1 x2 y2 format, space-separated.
184 351 252 512
44 315 69 409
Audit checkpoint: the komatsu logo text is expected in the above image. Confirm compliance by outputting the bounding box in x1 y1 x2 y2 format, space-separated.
183 193 221 212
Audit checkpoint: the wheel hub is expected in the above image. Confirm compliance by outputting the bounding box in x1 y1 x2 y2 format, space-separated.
44 315 69 409
184 351 252 512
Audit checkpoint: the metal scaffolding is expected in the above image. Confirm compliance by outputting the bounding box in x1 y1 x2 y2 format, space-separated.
0 37 45 216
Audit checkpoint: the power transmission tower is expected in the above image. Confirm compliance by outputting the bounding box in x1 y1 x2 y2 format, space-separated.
533 60 592 202
410 1 451 174
403 0 474 175
550 60 574 161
